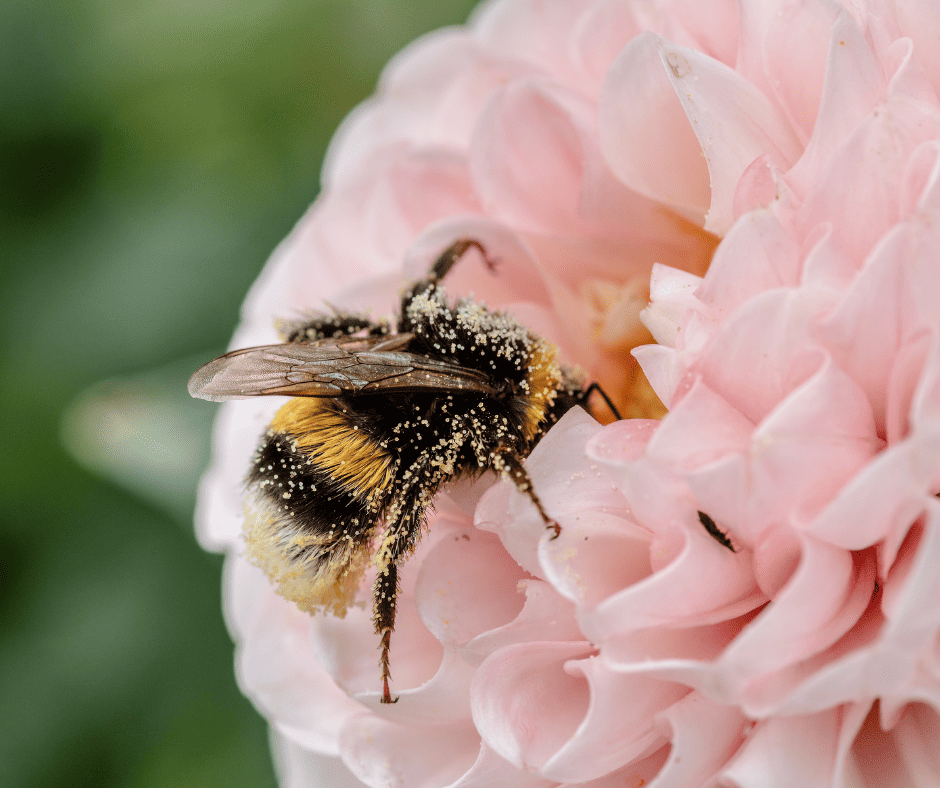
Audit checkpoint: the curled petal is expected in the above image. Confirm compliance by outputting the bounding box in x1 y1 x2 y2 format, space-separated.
475 408 612 578
714 536 875 713
643 692 746 788
795 97 940 264
578 521 763 645
416 528 527 649
539 657 686 783
785 9 885 195
697 208 802 316
448 743 556 788
233 558 363 753
460 579 583 667
646 377 754 469
656 37 802 234
471 641 595 772
599 32 710 225
718 709 843 788
339 713 479 788
273 733 367 788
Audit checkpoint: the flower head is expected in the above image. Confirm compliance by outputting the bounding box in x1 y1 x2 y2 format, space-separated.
197 1 940 785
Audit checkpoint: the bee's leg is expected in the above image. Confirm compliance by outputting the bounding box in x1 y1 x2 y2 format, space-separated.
582 382 623 421
372 475 432 704
372 561 399 704
491 449 560 539
401 238 498 314
428 238 497 283
278 313 389 343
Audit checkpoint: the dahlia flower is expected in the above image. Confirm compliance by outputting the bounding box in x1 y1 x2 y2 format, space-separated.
196 0 940 785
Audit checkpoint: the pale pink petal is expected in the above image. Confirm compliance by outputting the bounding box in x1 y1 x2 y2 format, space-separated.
693 288 825 424
640 264 707 348
599 32 710 225
538 658 686 783
845 702 940 787
887 703 940 782
773 503 940 715
798 225 859 303
460 579 583 667
718 710 842 788
631 344 684 410
763 0 842 143
385 649 477 725
731 154 780 217
475 408 610 578
750 356 881 526
900 139 940 219
656 38 803 234
273 733 368 788
557 747 669 788
599 618 748 690
312 558 445 704
448 743 556 788
894 0 940 98
646 377 754 468
911 337 940 430
733 0 783 97
471 641 595 771
539 512 652 610
471 0 592 86
785 9 885 195
233 559 363 753
571 0 651 85
577 520 763 644
697 208 802 316
339 714 479 788
323 31 534 184
885 37 940 108
469 80 589 235
817 225 921 437
794 97 940 264
715 537 875 713
661 0 738 67
804 430 940 550
415 527 526 648
585 418 659 465
644 692 746 788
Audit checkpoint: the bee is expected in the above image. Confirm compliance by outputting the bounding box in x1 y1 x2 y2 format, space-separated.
190 239 621 703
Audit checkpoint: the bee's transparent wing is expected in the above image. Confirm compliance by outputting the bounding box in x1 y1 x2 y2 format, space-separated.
188 333 498 401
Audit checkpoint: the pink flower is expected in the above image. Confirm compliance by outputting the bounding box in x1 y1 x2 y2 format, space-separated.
196 1 940 785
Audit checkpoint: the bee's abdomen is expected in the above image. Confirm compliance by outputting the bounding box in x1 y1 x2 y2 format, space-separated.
242 399 393 616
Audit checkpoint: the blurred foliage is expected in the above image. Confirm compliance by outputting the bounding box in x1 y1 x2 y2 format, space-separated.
0 0 478 785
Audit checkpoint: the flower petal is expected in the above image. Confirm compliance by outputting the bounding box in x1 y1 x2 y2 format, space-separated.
599 32 710 225
471 641 595 772
340 714 479 788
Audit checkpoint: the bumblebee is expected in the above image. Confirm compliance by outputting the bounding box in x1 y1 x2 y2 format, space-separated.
190 239 619 703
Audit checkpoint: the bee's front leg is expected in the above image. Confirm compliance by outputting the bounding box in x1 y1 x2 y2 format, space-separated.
491 449 560 539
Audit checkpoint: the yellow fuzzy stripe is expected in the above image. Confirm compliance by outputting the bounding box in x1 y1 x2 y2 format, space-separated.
270 398 394 501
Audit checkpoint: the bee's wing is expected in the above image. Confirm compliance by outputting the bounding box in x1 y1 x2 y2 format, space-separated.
189 333 498 401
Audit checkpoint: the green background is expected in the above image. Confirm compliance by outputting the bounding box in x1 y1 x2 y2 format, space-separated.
0 1 478 785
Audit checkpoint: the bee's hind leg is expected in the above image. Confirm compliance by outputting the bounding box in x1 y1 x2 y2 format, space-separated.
491 449 560 539
372 561 400 704
371 479 432 704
